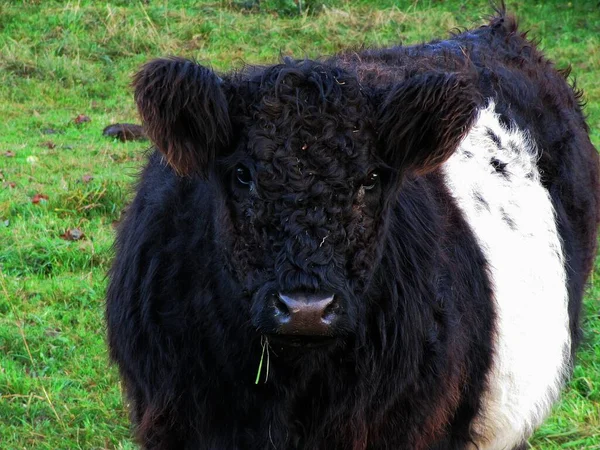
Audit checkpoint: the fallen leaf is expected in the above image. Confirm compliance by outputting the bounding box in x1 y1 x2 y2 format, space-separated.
40 141 56 149
31 193 49 204
44 327 61 337
60 228 84 241
112 207 127 228
4 151 15 157
81 174 94 183
74 114 91 124
4 182 16 188
102 123 147 142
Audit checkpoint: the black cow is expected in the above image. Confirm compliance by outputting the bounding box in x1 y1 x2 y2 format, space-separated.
106 11 600 450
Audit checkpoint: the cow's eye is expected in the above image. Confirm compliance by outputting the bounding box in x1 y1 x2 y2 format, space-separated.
235 165 253 187
363 171 379 191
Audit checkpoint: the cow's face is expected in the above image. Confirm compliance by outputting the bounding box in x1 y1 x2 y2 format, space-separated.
222 63 385 343
134 58 481 344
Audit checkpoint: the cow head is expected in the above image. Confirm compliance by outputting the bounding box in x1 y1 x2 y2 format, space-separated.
134 57 481 347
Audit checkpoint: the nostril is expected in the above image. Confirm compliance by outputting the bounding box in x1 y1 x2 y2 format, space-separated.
272 295 291 323
274 296 289 313
322 298 339 323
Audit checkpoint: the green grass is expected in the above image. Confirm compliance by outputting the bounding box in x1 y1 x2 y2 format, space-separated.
0 1 598 448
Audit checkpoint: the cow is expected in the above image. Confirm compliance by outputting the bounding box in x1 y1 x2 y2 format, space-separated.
106 10 600 450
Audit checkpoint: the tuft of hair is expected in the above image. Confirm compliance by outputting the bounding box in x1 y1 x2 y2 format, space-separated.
133 57 231 177
378 71 483 175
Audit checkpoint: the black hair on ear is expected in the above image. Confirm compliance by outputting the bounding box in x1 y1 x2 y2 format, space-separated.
133 57 231 177
378 71 482 175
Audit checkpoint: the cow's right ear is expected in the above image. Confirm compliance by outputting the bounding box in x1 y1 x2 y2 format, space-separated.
134 58 231 177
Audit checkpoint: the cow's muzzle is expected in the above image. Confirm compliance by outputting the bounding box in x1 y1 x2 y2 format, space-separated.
272 292 339 336
254 290 342 338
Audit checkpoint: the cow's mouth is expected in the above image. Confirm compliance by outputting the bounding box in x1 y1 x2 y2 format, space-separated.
266 334 338 350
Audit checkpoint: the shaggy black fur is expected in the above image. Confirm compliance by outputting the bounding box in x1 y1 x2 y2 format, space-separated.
106 10 600 450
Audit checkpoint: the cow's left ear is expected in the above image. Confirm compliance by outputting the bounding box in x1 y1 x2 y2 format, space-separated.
134 57 231 177
377 72 482 175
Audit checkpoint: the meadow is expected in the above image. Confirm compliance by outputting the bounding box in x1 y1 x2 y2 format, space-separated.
0 1 598 448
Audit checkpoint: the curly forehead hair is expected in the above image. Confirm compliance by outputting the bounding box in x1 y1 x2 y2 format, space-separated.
229 59 377 174
223 60 383 294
